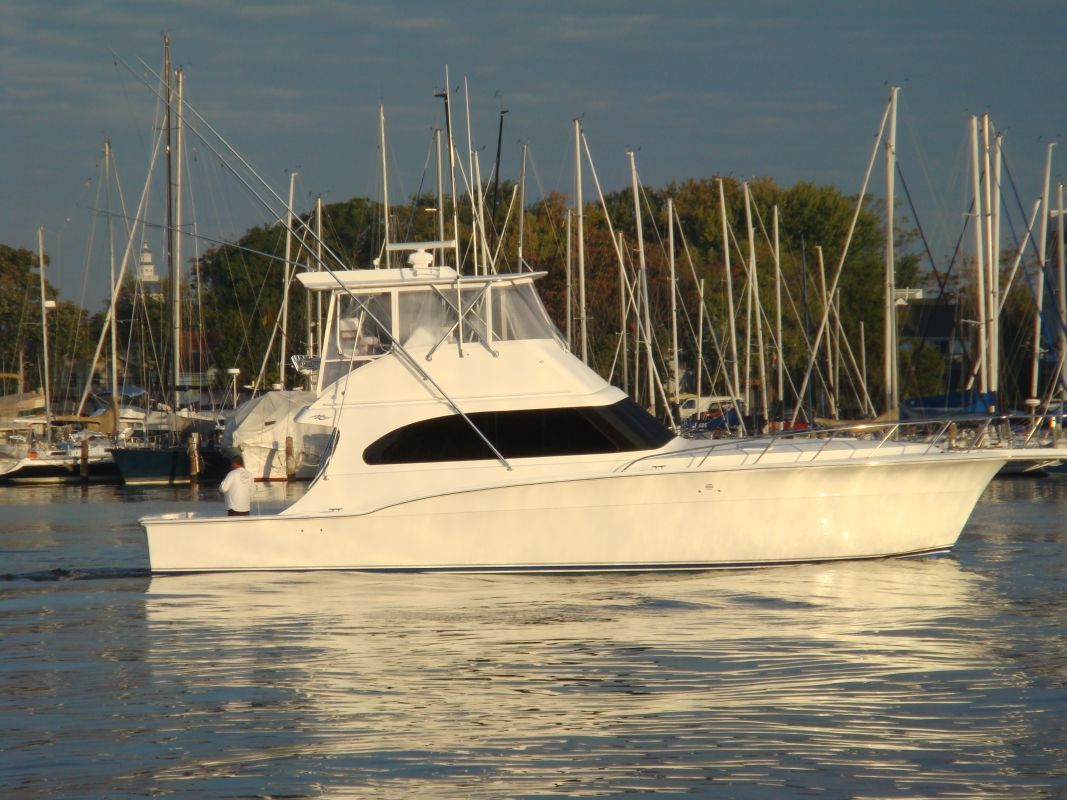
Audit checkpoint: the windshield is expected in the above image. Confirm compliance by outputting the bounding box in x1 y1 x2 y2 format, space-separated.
318 277 562 389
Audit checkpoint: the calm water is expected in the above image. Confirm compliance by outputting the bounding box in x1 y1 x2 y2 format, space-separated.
2 478 1067 798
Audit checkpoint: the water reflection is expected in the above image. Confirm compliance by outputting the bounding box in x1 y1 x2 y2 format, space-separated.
5 479 1067 797
0 479 306 511
984 474 1067 505
138 560 1060 797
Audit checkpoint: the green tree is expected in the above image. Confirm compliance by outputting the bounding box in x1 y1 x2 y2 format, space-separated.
0 244 94 409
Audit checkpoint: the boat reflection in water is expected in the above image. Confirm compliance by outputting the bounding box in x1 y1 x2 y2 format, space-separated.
143 559 1054 797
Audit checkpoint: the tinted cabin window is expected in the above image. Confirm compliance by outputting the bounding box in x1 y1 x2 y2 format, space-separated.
364 398 674 464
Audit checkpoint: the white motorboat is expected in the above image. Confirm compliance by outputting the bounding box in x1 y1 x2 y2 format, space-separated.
142 247 1059 573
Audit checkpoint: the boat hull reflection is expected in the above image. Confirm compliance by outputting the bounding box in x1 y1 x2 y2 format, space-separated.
143 560 1030 797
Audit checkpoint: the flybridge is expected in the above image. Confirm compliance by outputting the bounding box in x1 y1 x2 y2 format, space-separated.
296 266 549 292
297 241 547 292
296 241 564 391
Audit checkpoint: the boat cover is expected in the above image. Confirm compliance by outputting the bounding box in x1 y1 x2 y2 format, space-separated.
221 390 332 480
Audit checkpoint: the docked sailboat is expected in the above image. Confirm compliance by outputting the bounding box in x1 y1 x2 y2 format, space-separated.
0 435 119 484
142 247 1062 573
107 41 227 485
0 227 120 485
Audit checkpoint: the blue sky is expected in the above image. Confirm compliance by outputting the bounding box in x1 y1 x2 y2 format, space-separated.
2 1 1065 308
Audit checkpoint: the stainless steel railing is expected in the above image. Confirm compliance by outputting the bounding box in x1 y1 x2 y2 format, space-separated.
619 415 1067 473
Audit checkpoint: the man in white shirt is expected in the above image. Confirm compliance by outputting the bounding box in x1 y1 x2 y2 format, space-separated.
220 454 254 516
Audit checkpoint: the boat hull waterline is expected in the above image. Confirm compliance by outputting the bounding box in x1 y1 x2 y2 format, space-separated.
144 455 1004 573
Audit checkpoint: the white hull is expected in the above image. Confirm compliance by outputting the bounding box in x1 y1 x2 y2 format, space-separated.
144 454 1003 573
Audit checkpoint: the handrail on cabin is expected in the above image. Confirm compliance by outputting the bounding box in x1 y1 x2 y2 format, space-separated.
619 414 1067 474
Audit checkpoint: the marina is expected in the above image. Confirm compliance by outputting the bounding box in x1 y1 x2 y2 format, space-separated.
4 2 1067 796
2 477 1067 797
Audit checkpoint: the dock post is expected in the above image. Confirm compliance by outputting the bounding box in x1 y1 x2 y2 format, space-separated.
188 432 201 483
285 436 295 480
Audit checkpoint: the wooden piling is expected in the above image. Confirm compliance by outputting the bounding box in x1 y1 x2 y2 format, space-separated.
188 432 201 483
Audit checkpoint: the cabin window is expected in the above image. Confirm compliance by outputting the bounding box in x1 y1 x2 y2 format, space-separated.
334 293 391 358
395 285 492 351
398 289 453 348
318 293 392 387
363 398 674 464
491 282 562 342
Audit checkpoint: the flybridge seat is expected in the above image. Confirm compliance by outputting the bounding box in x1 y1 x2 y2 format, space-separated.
297 242 564 391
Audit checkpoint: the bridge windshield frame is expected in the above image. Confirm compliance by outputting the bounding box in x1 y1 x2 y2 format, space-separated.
314 271 564 391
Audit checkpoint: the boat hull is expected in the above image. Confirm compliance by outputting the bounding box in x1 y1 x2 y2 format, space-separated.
143 455 1003 573
113 447 191 485
113 446 229 486
1 458 119 484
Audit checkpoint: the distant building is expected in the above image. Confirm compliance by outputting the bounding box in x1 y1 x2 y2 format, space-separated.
138 241 163 298
900 298 967 388
900 299 964 356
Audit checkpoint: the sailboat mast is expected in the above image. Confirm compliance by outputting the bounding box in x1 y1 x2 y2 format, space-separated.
439 68 460 271
304 246 313 378
884 86 898 413
379 103 390 268
316 196 324 358
1057 183 1066 400
744 182 769 425
517 143 527 268
718 178 741 408
834 287 842 414
668 198 680 411
991 132 1002 402
463 76 474 216
565 210 573 350
816 246 837 419
574 119 588 364
473 151 489 273
435 129 446 243
860 321 868 399
105 138 119 404
982 116 997 407
490 106 507 245
969 115 989 396
773 204 783 419
618 231 629 395
162 35 177 415
37 226 52 441
280 170 297 386
628 151 655 409
1030 143 1056 401
440 68 463 350
172 65 184 412
696 278 704 416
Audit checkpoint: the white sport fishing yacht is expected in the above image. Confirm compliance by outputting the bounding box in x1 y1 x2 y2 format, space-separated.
142 245 1045 573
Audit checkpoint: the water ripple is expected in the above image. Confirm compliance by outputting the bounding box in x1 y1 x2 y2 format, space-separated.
3 480 1067 797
